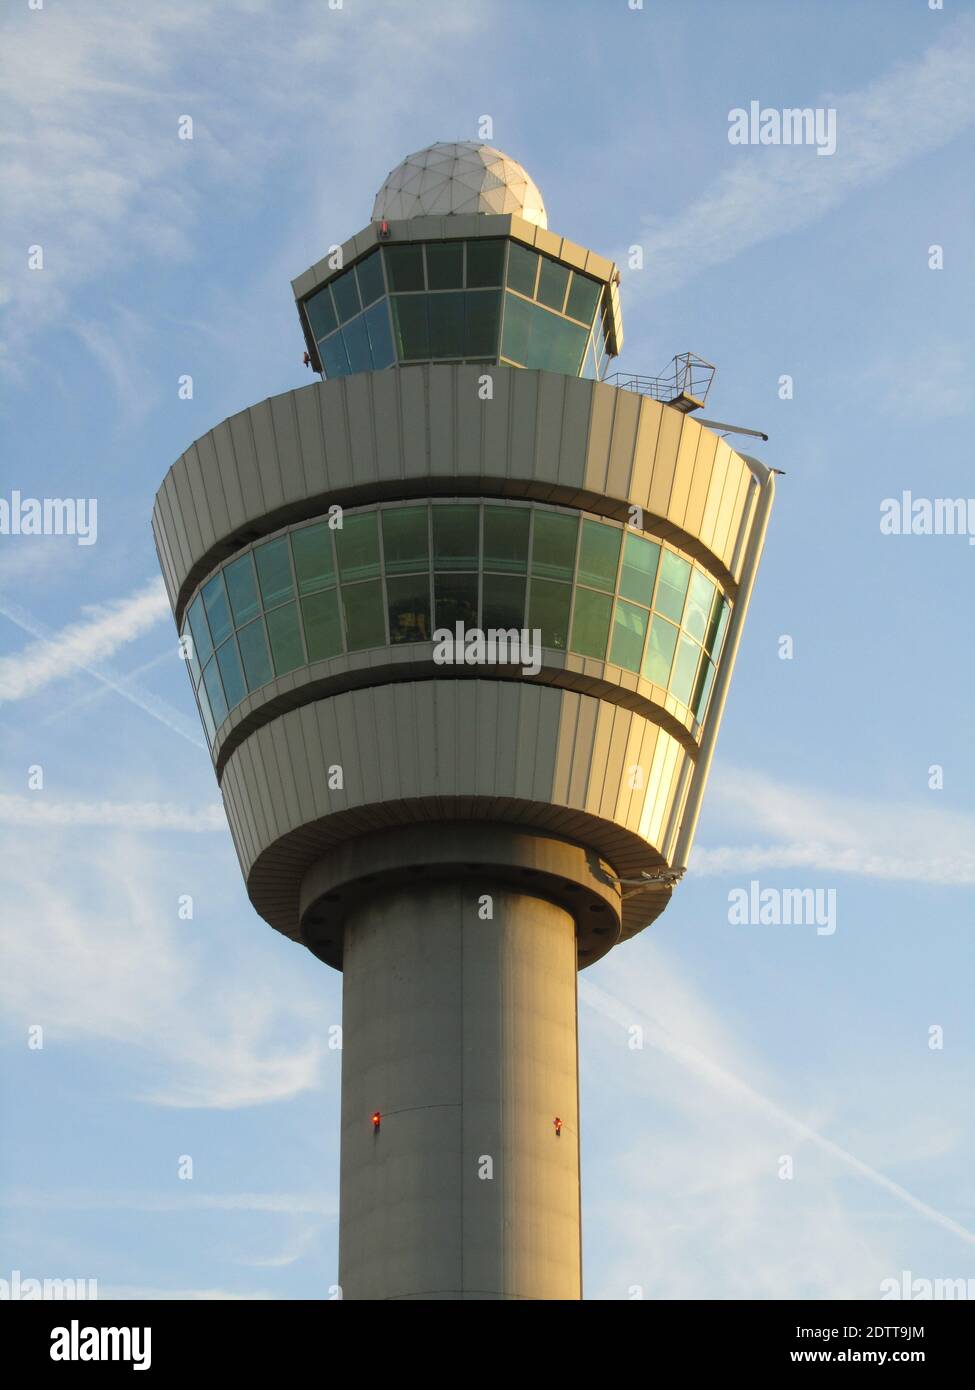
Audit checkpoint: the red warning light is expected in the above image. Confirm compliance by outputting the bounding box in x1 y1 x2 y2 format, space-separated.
378 219 391 240
372 1111 381 1131
553 1116 563 1137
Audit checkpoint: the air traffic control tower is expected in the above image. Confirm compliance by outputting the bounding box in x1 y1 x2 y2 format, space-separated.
152 142 774 1300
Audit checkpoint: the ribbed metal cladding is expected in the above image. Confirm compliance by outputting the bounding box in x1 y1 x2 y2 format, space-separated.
151 365 759 627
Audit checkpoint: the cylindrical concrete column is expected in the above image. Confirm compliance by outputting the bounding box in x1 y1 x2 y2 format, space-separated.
338 878 581 1300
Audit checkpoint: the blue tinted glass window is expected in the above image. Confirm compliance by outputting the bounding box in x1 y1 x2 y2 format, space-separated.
302 588 343 661
202 657 228 727
216 637 247 709
656 551 692 622
320 331 349 378
266 603 304 674
305 286 337 339
355 250 385 306
343 313 371 373
292 523 335 595
237 619 273 691
202 574 232 647
196 674 216 745
336 512 380 581
186 595 212 667
331 268 360 323
428 291 465 357
224 553 260 626
578 520 621 591
364 299 395 369
693 657 716 721
684 570 716 642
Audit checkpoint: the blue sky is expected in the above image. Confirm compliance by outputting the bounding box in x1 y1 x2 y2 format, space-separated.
1 0 973 1299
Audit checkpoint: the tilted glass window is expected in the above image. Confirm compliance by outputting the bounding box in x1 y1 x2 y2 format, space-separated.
181 502 731 745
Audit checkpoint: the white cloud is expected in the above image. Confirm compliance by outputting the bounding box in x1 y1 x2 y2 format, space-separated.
691 764 975 886
627 15 975 296
0 580 168 701
0 826 325 1109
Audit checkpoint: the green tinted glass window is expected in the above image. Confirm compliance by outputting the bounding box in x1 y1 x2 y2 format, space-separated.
306 286 337 339
433 505 478 571
202 574 233 647
507 242 539 297
693 657 716 721
684 569 716 642
502 294 587 373
237 618 273 691
342 580 385 650
382 507 429 575
331 268 360 323
385 244 425 291
216 637 246 709
484 506 529 573
254 537 294 609
335 512 380 582
292 523 335 595
387 575 431 644
482 573 526 629
426 241 463 289
619 533 660 606
656 550 691 621
266 602 304 674
528 578 571 650
531 510 577 580
566 273 601 325
356 250 385 306
428 291 465 357
465 290 501 356
202 657 228 727
705 596 730 658
364 299 395 369
186 595 213 667
537 257 569 312
578 520 621 591
610 600 648 672
506 240 536 297
434 573 477 630
224 553 260 626
301 588 343 661
671 633 701 707
392 295 429 359
570 588 612 659
643 616 679 686
466 239 504 287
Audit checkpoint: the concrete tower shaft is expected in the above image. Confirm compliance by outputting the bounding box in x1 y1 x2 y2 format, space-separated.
152 147 774 1299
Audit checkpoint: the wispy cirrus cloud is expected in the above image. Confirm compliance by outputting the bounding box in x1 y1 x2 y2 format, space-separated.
691 764 975 886
627 14 975 296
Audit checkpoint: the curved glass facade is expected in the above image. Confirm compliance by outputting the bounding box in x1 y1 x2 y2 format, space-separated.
182 502 731 747
302 239 611 381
